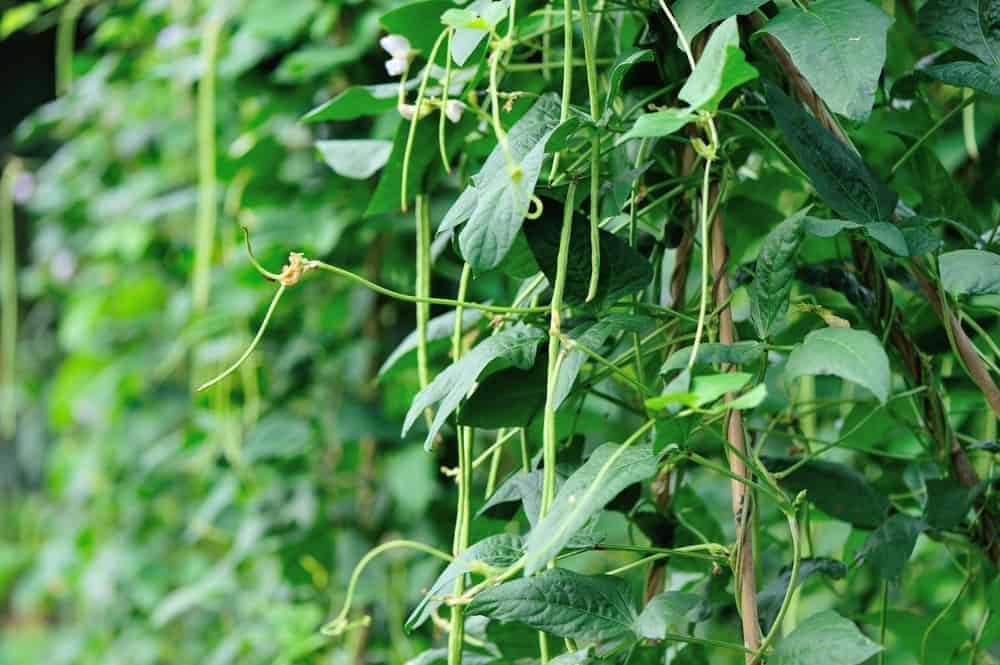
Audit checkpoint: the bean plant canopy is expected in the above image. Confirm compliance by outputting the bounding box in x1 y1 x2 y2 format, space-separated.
1 0 1000 664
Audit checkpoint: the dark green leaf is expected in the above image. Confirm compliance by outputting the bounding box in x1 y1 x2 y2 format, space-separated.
458 361 547 428
479 469 546 524
765 457 890 528
757 0 892 120
758 558 847 632
607 49 654 107
939 250 1000 295
924 479 969 530
785 327 890 404
380 0 453 55
403 324 545 449
378 309 482 379
749 209 807 339
673 0 767 44
917 0 1000 66
854 513 926 579
924 61 1000 96
771 610 881 665
661 341 764 373
524 440 658 573
468 568 637 642
765 83 898 224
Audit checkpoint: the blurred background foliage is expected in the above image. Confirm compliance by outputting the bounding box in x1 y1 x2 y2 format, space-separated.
0 1 999 664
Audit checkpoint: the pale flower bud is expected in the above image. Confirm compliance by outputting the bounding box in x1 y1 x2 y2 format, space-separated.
444 100 466 123
379 34 411 58
385 56 408 77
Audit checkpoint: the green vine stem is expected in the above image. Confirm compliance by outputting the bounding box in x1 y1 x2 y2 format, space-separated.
439 29 455 172
192 16 223 313
576 0 601 302
1 158 21 439
415 194 434 429
56 0 88 95
749 500 802 665
321 540 454 637
547 0 574 184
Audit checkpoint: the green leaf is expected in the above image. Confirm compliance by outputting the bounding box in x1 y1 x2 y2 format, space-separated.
802 217 909 256
749 209 807 339
758 558 847 633
406 534 524 630
366 114 445 216
757 0 892 120
939 249 1000 295
764 457 890 528
662 341 764 373
785 327 890 404
854 514 926 579
402 324 545 449
617 108 694 144
678 17 758 112
302 85 398 122
724 383 768 410
918 0 1000 66
645 372 752 410
380 0 453 55
606 49 654 107
524 203 654 309
923 479 970 530
771 610 881 665
765 83 898 224
468 568 637 642
523 440 658 574
635 592 702 639
316 140 393 179
378 309 482 379
448 0 510 64
451 94 562 271
458 361 547 428
924 61 1000 96
554 314 652 409
673 0 767 44
479 469 546 524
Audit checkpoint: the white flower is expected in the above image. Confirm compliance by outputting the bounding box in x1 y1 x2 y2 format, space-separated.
385 56 408 77
380 34 414 77
444 100 466 123
397 103 418 120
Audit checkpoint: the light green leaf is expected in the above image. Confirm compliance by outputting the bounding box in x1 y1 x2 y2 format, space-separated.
679 17 758 112
617 108 694 144
402 324 545 449
302 85 398 122
468 568 637 642
764 457 890 528
940 249 1000 295
749 209 808 339
661 341 764 372
635 591 702 639
454 94 562 271
316 140 393 179
523 440 658 573
378 309 482 378
758 0 892 120
785 327 890 403
554 314 652 409
765 83 898 224
771 610 881 665
918 0 1000 66
406 534 524 630
854 514 926 579
924 61 1000 96
724 383 767 410
645 372 752 410
673 0 767 44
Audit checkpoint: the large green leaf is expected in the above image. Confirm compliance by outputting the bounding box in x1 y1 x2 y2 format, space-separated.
678 17 759 112
554 314 652 409
523 440 658 573
749 209 807 339
771 610 881 665
449 94 562 271
402 324 545 449
765 83 898 224
784 327 890 404
765 457 890 528
758 0 892 120
939 249 1000 295
406 534 524 630
458 361 547 428
918 0 1000 66
673 0 767 43
854 514 926 579
924 61 1000 96
378 309 482 379
635 591 702 639
316 140 393 179
524 204 654 309
468 568 637 642
924 478 970 530
380 0 453 55
758 558 847 632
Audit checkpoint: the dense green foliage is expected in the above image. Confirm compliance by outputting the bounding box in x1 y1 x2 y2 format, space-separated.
2 1 1000 664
